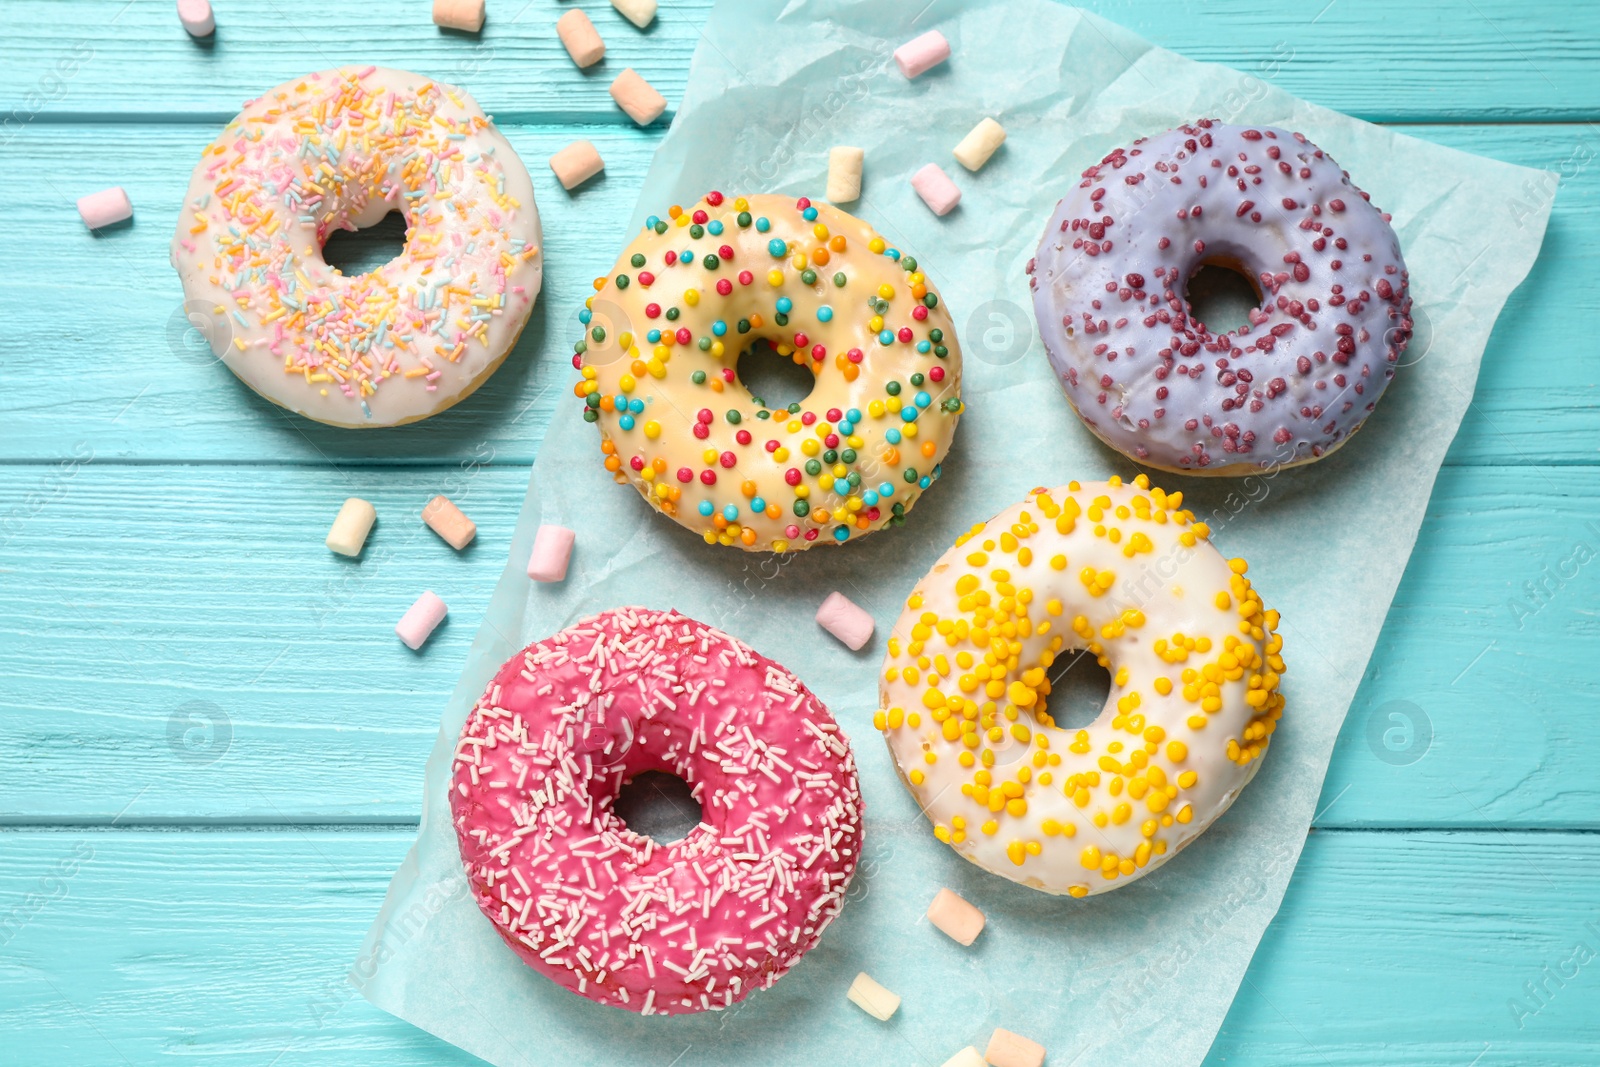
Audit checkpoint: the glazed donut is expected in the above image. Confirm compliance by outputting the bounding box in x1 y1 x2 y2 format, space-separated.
572 193 963 551
170 66 542 427
450 607 864 1015
1029 120 1411 474
876 475 1285 897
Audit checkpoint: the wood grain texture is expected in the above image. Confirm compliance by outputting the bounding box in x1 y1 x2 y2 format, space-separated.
3 1 1597 1063
1 828 1595 1066
4 464 1596 827
6 0 1600 122
0 121 1594 465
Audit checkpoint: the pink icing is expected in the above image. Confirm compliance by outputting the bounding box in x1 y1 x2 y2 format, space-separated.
450 607 864 1015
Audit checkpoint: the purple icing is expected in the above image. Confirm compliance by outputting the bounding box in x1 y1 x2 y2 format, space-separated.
1029 120 1412 473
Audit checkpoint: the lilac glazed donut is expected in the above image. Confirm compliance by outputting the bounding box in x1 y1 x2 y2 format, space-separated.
1028 119 1412 475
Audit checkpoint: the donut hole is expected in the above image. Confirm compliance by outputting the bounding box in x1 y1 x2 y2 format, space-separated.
612 770 704 844
1184 259 1263 336
736 339 817 412
1041 650 1113 732
321 210 409 277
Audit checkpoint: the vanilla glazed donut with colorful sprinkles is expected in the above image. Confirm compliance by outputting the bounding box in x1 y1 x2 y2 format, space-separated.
170 66 542 428
573 193 963 551
1029 119 1411 474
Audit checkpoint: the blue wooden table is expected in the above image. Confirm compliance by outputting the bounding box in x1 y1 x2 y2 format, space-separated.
2 1 1597 1063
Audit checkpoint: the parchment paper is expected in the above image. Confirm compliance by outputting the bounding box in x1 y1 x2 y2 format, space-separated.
354 2 1553 1063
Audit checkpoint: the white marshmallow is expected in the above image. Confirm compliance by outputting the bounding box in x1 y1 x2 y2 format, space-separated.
611 0 656 28
325 497 376 557
954 117 1007 172
941 1048 987 1067
827 146 864 204
846 972 900 1021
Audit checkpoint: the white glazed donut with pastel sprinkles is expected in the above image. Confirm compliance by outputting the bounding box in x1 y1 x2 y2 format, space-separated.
1029 119 1411 474
575 193 963 552
170 67 542 427
450 607 864 1015
878 475 1286 897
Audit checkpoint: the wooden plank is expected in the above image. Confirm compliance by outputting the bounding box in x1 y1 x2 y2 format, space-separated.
0 122 1591 465
2 0 711 124
6 0 1600 123
0 827 1594 1065
3 463 1595 827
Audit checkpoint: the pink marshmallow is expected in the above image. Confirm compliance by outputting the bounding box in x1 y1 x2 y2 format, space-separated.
894 29 950 78
396 591 448 650
926 887 986 946
556 8 606 69
985 1028 1046 1067
77 187 133 230
177 0 215 36
433 0 485 32
549 140 605 191
610 68 668 126
912 163 961 216
816 591 874 651
527 524 575 583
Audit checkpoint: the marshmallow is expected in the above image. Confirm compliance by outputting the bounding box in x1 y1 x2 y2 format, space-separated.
433 0 485 32
549 140 605 191
984 1028 1046 1067
176 0 215 37
912 163 961 216
610 0 656 29
941 1049 988 1067
845 972 900 1021
926 887 986 946
77 187 133 230
527 524 575 582
422 495 476 550
894 29 950 79
556 9 606 68
325 497 376 558
816 591 874 650
954 117 1007 172
827 146 864 204
396 592 448 650
609 68 668 126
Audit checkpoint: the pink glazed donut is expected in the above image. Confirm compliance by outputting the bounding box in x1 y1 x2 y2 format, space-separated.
450 607 864 1015
1029 119 1412 475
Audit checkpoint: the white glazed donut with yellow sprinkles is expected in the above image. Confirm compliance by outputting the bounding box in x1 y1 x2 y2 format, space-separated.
877 475 1286 897
573 192 963 551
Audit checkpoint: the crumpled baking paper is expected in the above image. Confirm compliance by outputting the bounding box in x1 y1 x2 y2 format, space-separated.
354 2 1553 1063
